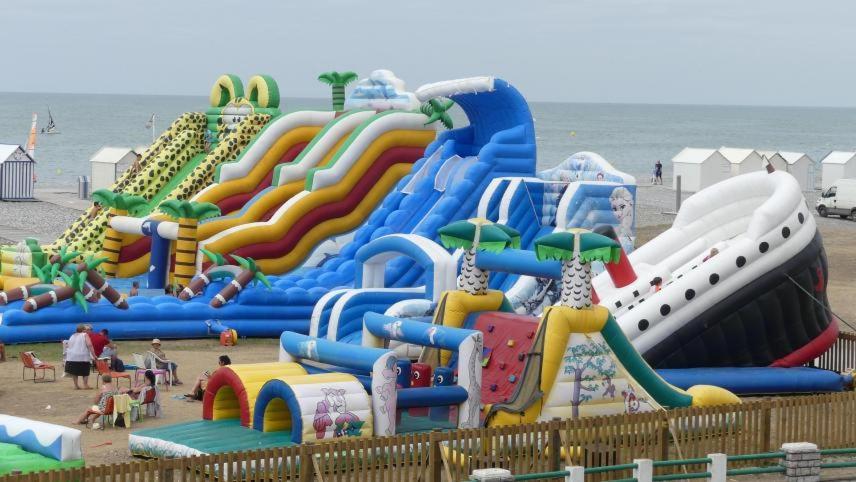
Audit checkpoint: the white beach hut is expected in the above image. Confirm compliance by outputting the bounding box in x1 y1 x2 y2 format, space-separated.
765 151 815 191
90 147 139 192
820 151 856 189
671 148 730 192
0 144 36 200
718 147 765 176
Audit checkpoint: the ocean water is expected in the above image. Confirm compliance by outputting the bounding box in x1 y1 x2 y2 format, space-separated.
0 91 854 188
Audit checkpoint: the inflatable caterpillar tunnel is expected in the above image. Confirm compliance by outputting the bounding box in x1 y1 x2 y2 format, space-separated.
253 373 373 444
202 362 306 428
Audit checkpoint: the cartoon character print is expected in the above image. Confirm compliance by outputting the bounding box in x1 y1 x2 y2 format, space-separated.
298 340 318 360
377 357 398 434
384 320 404 340
460 333 483 428
621 387 648 414
609 186 635 249
313 388 362 440
602 374 616 399
425 326 439 345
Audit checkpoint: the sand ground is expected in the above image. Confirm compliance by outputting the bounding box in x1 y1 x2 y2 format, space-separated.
0 214 854 469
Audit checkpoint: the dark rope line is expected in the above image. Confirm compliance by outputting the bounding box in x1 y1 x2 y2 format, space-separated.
785 274 856 333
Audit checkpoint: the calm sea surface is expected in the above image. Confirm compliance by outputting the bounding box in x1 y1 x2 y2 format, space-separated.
1 92 854 188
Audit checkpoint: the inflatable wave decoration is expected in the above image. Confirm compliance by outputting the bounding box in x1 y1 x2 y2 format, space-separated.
0 415 82 462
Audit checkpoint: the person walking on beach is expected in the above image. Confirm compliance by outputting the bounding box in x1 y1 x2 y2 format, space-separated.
66 324 97 389
654 160 663 185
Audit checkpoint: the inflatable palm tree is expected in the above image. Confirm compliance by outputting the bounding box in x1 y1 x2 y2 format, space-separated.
439 219 519 295
179 248 235 300
534 228 621 309
159 199 221 288
420 99 455 129
91 189 147 277
23 256 106 313
210 255 271 308
0 247 80 305
317 71 358 111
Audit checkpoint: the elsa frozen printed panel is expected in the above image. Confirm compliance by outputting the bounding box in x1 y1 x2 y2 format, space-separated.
538 152 637 253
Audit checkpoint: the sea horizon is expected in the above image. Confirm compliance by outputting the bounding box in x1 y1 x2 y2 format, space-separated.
1 90 854 188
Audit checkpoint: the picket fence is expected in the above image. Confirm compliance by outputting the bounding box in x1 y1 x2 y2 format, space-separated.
2 392 856 482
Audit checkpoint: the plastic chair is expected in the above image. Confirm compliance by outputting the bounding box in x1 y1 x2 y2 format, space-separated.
95 359 131 389
136 386 158 421
132 353 170 391
98 396 114 428
20 351 55 383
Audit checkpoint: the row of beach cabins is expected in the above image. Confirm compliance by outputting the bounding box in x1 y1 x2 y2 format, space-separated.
671 147 856 192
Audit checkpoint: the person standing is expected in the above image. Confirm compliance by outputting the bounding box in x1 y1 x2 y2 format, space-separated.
66 324 97 389
654 160 663 185
87 327 109 358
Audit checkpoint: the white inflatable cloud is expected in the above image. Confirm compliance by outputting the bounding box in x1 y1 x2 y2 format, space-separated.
344 69 420 111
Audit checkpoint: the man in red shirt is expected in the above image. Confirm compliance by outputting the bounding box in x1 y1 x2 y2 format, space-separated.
86 326 110 358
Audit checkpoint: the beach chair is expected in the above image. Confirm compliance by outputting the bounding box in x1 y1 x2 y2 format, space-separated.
132 353 170 391
20 351 55 383
95 358 131 389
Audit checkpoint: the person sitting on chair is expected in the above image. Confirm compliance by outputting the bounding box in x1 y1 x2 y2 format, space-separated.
149 339 182 385
75 374 115 427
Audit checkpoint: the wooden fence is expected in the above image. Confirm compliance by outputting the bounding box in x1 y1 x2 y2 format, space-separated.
4 392 856 482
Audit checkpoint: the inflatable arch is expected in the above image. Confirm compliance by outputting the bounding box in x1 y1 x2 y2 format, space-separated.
202 362 306 428
354 234 456 301
253 373 373 443
247 74 280 109
210 74 244 108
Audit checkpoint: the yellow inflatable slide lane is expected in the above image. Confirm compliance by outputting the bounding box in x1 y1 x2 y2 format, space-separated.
115 113 273 279
193 111 337 217
48 113 206 256
484 305 739 427
197 110 374 239
197 111 435 275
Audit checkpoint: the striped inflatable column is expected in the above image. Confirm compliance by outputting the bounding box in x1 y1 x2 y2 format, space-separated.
172 218 199 288
100 207 127 277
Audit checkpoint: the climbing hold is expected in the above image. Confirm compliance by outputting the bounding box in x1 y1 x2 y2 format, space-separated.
490 384 498 392
487 325 495 333
527 331 535 339
508 375 517 383
518 353 526 361
499 362 507 370
507 339 516 347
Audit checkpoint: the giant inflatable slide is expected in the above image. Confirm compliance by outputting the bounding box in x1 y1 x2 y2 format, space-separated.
0 75 541 342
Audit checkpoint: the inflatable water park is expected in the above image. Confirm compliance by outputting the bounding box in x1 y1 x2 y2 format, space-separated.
0 70 850 464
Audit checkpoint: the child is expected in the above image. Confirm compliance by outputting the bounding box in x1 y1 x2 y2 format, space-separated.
75 374 116 427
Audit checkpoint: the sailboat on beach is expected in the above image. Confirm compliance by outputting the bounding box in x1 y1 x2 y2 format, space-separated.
41 107 59 134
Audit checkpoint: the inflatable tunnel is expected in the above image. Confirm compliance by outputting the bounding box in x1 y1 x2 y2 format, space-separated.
253 373 373 443
202 362 306 428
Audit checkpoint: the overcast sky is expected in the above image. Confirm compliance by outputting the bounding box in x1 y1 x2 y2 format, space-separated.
3 0 854 106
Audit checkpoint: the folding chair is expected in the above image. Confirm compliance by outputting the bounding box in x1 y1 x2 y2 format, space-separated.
20 351 55 383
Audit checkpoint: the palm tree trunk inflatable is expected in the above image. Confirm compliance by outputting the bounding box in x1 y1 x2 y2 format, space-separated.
159 200 221 289
534 228 621 309
91 190 147 278
23 270 90 313
178 249 241 300
317 71 358 111
439 219 520 296
0 247 79 305
210 255 271 308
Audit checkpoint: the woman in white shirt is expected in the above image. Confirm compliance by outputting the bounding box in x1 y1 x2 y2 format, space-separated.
65 324 96 389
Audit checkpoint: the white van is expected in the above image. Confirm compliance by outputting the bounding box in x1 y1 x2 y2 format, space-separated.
817 178 856 220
